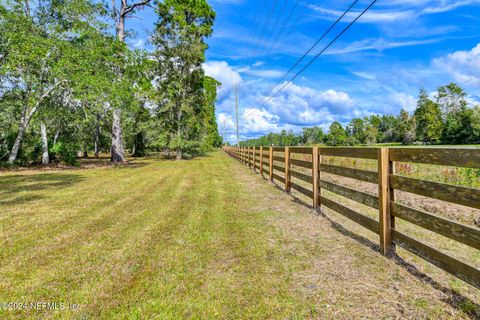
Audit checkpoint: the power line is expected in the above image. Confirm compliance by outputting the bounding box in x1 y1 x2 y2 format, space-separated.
250 0 280 58
257 0 290 57
264 0 300 56
242 1 269 59
257 0 360 107
258 0 378 109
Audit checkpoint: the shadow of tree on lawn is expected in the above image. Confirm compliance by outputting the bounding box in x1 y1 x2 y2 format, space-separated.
0 173 84 205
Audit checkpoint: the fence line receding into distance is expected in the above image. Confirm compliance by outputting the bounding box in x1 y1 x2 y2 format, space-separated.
223 145 480 289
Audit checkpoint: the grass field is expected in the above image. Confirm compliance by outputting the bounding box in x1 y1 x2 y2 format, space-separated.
0 151 479 319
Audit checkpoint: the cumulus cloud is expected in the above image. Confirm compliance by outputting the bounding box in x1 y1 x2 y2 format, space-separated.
262 83 355 125
242 108 280 134
433 43 480 87
203 61 242 100
389 92 417 112
217 113 236 131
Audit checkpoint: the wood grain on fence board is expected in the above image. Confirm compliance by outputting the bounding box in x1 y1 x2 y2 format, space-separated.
320 195 379 233
390 175 480 210
321 147 378 159
291 182 314 199
290 170 313 184
392 230 480 289
320 179 379 209
391 202 480 250
390 148 480 168
290 159 312 169
319 163 378 184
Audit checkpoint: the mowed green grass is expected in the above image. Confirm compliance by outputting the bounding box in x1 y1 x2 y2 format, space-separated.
0 152 314 319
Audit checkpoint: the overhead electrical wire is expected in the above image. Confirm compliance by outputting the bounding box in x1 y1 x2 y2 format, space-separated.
257 0 360 107
250 0 280 58
257 0 290 57
257 0 378 110
264 0 301 56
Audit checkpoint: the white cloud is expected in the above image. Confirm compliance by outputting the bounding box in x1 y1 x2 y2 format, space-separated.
309 1 480 24
217 113 236 131
308 6 415 24
352 72 376 80
203 61 242 100
422 0 480 14
129 38 146 49
327 37 447 55
257 83 355 126
244 69 284 78
242 108 280 133
389 92 417 112
433 43 480 87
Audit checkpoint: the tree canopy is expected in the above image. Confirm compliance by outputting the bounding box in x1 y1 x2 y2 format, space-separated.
0 0 222 166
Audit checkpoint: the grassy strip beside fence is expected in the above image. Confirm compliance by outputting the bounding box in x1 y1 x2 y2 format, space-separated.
224 146 480 289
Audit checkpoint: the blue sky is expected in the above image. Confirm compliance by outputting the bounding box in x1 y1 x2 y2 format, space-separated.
125 0 480 144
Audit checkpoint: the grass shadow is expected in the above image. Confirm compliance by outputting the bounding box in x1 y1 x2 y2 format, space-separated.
0 173 84 205
390 253 480 319
316 207 479 318
258 171 480 318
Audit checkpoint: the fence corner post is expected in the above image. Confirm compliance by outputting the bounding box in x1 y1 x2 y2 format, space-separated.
285 147 291 193
312 147 319 209
253 147 256 172
269 146 273 182
378 148 393 256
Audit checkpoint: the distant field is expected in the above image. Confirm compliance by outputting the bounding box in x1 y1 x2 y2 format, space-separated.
0 151 478 319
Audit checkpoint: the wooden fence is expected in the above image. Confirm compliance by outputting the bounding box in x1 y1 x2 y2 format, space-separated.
223 146 480 289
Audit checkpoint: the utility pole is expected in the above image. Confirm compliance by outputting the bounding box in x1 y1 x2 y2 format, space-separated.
234 82 240 146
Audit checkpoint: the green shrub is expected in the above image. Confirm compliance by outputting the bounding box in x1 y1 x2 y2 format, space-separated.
51 142 79 166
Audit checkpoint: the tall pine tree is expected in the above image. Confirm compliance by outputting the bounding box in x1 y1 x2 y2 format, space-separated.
152 0 215 159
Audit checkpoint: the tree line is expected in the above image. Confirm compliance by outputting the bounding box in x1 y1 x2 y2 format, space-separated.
240 83 480 147
0 0 222 166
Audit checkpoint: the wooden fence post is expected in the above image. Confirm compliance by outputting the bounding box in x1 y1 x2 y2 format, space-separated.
378 148 393 255
285 147 291 193
253 147 256 172
312 147 319 209
259 147 263 176
249 147 252 168
269 147 273 182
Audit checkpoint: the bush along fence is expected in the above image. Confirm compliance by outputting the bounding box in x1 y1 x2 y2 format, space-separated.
223 146 480 289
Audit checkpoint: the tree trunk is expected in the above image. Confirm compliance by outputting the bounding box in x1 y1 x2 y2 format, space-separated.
176 103 182 160
111 108 125 162
7 80 62 164
40 121 49 165
95 113 100 159
7 108 30 164
110 9 125 163
53 129 60 145
8 122 27 164
109 0 151 163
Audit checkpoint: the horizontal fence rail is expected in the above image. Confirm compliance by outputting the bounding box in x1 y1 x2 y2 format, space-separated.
223 146 480 289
